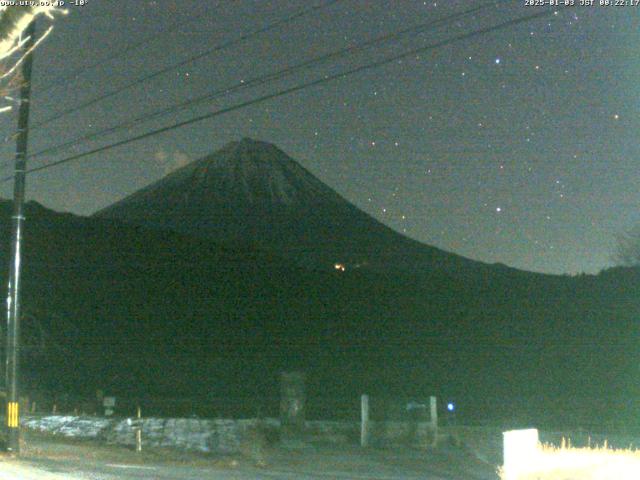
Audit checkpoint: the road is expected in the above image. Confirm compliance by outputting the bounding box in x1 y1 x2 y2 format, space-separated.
0 461 457 479
1 432 499 480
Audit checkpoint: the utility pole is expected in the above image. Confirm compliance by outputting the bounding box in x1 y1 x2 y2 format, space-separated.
5 19 36 454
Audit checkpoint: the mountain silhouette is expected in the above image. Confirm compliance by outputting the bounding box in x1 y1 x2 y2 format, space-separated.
96 138 485 273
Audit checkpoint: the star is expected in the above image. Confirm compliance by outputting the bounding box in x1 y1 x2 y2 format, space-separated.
18 0 634 277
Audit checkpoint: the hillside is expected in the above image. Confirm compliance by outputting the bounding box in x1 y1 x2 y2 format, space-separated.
0 200 637 426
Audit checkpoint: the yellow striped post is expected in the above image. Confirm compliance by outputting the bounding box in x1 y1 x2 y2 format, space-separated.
7 402 19 428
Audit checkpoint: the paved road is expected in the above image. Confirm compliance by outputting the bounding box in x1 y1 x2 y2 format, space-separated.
5 434 498 480
0 461 70 480
0 460 460 480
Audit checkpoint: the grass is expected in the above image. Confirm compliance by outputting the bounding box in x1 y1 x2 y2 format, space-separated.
500 438 640 480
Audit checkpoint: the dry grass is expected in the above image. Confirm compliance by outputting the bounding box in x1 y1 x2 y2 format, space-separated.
500 439 640 480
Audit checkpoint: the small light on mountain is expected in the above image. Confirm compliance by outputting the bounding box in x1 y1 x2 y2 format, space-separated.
334 263 346 272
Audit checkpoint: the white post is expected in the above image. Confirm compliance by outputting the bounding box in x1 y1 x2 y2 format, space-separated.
429 396 437 429
360 394 369 447
503 428 539 480
429 396 438 446
135 405 142 453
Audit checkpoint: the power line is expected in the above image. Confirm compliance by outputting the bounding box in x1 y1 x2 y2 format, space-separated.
28 2 493 161
36 8 207 95
8 6 568 182
28 0 341 131
19 5 565 178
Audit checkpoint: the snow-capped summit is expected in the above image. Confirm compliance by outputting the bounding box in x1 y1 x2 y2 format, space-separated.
100 138 343 210
174 137 345 206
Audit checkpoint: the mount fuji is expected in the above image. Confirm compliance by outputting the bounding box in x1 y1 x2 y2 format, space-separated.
96 138 484 273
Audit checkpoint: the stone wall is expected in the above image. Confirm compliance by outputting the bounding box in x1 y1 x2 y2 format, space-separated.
23 415 279 454
22 415 437 454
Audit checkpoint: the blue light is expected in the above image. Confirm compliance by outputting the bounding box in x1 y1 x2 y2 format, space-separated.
447 402 455 412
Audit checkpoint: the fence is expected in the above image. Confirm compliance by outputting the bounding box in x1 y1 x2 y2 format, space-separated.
23 393 280 419
19 380 640 436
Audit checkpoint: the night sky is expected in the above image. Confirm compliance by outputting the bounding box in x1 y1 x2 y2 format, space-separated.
0 0 637 275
